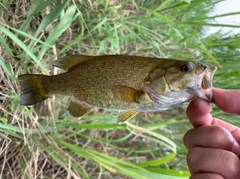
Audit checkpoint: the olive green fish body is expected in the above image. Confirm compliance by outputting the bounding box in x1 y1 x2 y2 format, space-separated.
19 55 217 123
43 56 171 110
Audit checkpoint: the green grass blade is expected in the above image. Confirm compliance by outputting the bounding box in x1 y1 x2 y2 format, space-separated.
200 43 222 68
0 26 47 73
193 11 240 20
89 17 108 33
58 12 85 55
38 139 90 179
141 7 175 26
56 139 187 179
59 123 127 130
154 0 173 11
0 123 24 139
127 123 177 153
120 23 147 45
30 0 70 42
20 0 54 32
178 21 240 28
146 168 190 177
0 56 17 80
0 23 51 47
38 5 78 60
2 0 240 178
0 34 14 56
136 152 176 167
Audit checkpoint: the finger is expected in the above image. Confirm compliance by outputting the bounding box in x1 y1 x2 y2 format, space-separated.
187 87 240 127
187 94 240 143
186 97 213 127
190 173 224 179
187 147 240 179
211 118 240 145
213 88 240 115
183 126 240 156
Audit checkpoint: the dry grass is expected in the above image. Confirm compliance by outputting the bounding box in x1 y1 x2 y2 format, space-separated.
0 1 76 178
0 0 202 178
2 0 239 178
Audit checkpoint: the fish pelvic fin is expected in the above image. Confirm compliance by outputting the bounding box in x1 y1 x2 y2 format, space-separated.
52 55 94 70
116 110 139 124
68 100 92 117
18 74 49 105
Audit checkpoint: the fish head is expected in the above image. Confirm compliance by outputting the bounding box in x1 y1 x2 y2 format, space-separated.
162 60 217 102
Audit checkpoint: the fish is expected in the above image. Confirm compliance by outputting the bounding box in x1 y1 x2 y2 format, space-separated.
18 55 217 123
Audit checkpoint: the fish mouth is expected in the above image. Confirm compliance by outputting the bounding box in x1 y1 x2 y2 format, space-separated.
196 66 217 102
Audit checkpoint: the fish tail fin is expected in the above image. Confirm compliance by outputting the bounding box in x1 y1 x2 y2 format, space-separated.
18 74 49 105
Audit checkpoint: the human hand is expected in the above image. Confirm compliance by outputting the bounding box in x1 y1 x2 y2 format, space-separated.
183 88 240 179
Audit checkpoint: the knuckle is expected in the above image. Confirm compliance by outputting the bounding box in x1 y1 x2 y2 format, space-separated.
209 126 235 150
222 152 240 175
183 129 194 148
187 147 201 165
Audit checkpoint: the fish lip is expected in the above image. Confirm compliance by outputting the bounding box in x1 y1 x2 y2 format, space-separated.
195 66 217 102
202 66 217 89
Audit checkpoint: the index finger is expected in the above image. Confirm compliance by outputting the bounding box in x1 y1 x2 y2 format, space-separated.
186 88 240 143
186 97 212 127
187 88 240 127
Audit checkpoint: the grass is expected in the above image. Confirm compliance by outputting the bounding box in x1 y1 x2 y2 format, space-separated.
1 0 240 178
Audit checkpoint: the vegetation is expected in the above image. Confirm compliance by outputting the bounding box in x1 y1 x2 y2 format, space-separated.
0 0 240 178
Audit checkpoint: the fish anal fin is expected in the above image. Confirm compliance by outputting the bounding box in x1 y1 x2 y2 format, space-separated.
117 110 139 124
113 85 142 103
68 100 92 117
52 55 94 70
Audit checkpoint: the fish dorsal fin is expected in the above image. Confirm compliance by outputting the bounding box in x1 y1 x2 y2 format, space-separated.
117 110 139 124
52 55 94 70
68 100 92 117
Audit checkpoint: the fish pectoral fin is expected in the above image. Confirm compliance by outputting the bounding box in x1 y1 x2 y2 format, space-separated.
112 85 143 103
137 92 154 105
117 110 139 124
52 55 94 70
68 100 92 117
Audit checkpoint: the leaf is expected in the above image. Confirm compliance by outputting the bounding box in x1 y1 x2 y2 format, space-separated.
136 153 176 167
58 11 85 55
0 34 14 56
0 56 17 80
20 0 54 32
29 0 70 47
141 7 175 26
38 5 78 60
0 25 47 73
56 140 188 179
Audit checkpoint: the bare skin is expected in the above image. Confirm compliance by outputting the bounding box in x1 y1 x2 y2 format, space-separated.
184 88 240 179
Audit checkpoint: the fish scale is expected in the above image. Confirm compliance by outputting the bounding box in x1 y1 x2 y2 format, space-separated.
18 55 216 123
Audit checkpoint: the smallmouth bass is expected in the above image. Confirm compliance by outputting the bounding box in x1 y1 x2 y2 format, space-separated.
18 55 217 123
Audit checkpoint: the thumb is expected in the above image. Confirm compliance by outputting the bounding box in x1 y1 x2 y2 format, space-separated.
213 88 240 116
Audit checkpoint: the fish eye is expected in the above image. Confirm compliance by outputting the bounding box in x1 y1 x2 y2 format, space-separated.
181 64 193 73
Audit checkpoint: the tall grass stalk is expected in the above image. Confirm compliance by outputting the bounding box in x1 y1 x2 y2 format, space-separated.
1 0 240 178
